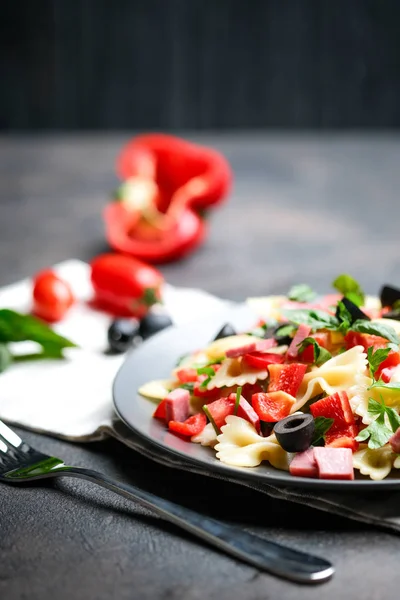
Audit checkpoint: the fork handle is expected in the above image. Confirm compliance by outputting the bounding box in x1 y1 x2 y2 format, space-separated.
52 466 333 584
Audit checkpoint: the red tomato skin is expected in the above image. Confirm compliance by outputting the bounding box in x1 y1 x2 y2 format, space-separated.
90 253 163 318
32 270 75 323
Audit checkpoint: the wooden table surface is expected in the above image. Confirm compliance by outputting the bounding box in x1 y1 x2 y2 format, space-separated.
1 133 400 599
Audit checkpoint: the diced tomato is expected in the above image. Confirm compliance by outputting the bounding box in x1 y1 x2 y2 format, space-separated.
344 331 388 352
240 382 264 402
153 399 167 420
176 368 198 383
204 397 235 429
267 363 308 396
242 352 285 370
375 351 400 380
252 391 295 422
310 391 354 432
287 324 312 359
169 413 207 437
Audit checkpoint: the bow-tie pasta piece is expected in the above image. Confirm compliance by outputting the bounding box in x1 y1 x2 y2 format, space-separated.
191 422 218 447
353 444 396 481
215 416 290 469
207 357 269 390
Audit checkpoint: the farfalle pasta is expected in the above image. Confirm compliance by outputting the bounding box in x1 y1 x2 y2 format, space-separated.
140 276 400 482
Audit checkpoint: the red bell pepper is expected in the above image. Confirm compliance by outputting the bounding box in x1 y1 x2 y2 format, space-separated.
309 391 359 451
153 399 167 420
104 134 232 263
169 413 207 437
242 352 285 370
344 331 388 352
374 351 400 380
252 391 296 422
267 363 308 397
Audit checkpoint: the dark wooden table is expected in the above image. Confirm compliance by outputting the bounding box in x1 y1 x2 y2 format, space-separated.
1 134 400 600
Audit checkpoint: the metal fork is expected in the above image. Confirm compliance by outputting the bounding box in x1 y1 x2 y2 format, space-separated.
0 419 333 584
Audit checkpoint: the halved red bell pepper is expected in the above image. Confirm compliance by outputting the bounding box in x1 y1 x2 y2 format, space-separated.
252 391 296 422
169 413 207 437
104 134 232 263
309 391 359 451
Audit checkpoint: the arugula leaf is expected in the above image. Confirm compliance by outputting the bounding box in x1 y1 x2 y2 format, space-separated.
0 309 77 356
282 309 339 331
312 416 334 446
197 366 216 389
355 397 400 449
350 320 400 345
332 274 365 307
234 386 242 415
296 337 332 366
367 347 391 380
288 284 317 303
0 344 12 373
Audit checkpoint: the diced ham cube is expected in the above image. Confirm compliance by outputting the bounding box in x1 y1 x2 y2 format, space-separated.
313 447 354 480
225 338 277 358
289 448 319 478
227 393 260 432
165 388 190 424
287 324 312 359
389 428 400 454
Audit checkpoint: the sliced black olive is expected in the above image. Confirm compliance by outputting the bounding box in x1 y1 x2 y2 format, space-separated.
274 413 315 453
335 296 370 323
107 318 140 353
139 312 173 340
380 285 400 308
213 323 237 340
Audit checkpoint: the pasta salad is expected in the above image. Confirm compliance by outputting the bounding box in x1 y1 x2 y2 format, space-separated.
139 275 400 481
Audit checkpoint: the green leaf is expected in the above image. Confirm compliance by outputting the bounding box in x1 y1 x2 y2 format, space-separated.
288 284 317 303
275 324 297 338
282 309 339 331
350 320 400 345
296 337 332 366
0 344 12 373
197 366 216 389
386 406 400 433
0 309 77 357
178 382 195 392
312 416 334 446
234 386 242 415
355 396 400 449
202 405 220 435
368 379 400 392
367 347 391 380
336 301 352 333
332 274 365 307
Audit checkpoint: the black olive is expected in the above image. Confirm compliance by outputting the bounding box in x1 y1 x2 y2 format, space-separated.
272 322 293 346
274 413 315 453
335 296 370 323
139 312 173 340
213 323 237 340
380 284 400 308
107 318 140 353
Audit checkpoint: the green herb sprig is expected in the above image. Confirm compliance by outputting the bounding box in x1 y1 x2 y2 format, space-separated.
332 274 365 307
296 337 332 367
312 416 334 446
355 397 400 449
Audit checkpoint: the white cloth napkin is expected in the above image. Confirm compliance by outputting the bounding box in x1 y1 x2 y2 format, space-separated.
1 260 400 534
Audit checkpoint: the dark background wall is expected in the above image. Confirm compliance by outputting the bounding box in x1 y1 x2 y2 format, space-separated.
2 0 400 131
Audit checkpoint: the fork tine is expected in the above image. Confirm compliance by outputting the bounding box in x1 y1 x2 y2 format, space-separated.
0 420 22 449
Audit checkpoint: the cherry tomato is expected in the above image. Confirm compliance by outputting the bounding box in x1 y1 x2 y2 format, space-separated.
32 270 75 323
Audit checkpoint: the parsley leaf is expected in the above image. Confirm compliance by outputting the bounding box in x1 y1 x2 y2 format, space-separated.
355 397 400 449
197 366 216 389
282 309 339 331
178 382 195 392
350 320 400 345
296 337 332 366
336 301 353 333
332 274 365 307
234 386 242 415
367 347 391 380
368 379 400 392
288 284 317 303
312 416 334 446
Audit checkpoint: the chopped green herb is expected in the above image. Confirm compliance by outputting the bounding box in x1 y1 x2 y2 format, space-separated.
178 382 195 392
332 274 365 307
0 344 12 373
336 301 353 332
350 320 400 345
275 324 297 338
234 386 242 415
367 347 391 380
288 284 317 303
355 397 400 449
202 405 220 435
312 416 334 446
282 309 339 331
368 379 400 392
296 337 332 366
197 366 216 389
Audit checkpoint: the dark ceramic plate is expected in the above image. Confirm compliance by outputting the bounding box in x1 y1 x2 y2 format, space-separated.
113 305 400 491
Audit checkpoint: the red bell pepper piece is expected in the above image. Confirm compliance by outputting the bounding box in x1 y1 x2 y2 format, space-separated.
242 352 285 370
374 351 400 380
310 391 359 451
169 413 207 437
240 382 264 402
192 380 222 401
267 363 308 397
152 399 167 420
176 368 198 383
104 134 232 263
344 331 388 352
203 397 236 429
227 393 261 432
252 391 296 422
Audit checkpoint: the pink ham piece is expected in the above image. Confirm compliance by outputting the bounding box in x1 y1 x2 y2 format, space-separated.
165 388 190 424
313 447 354 480
225 338 277 358
228 393 261 432
389 428 400 453
289 448 319 478
287 324 312 359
